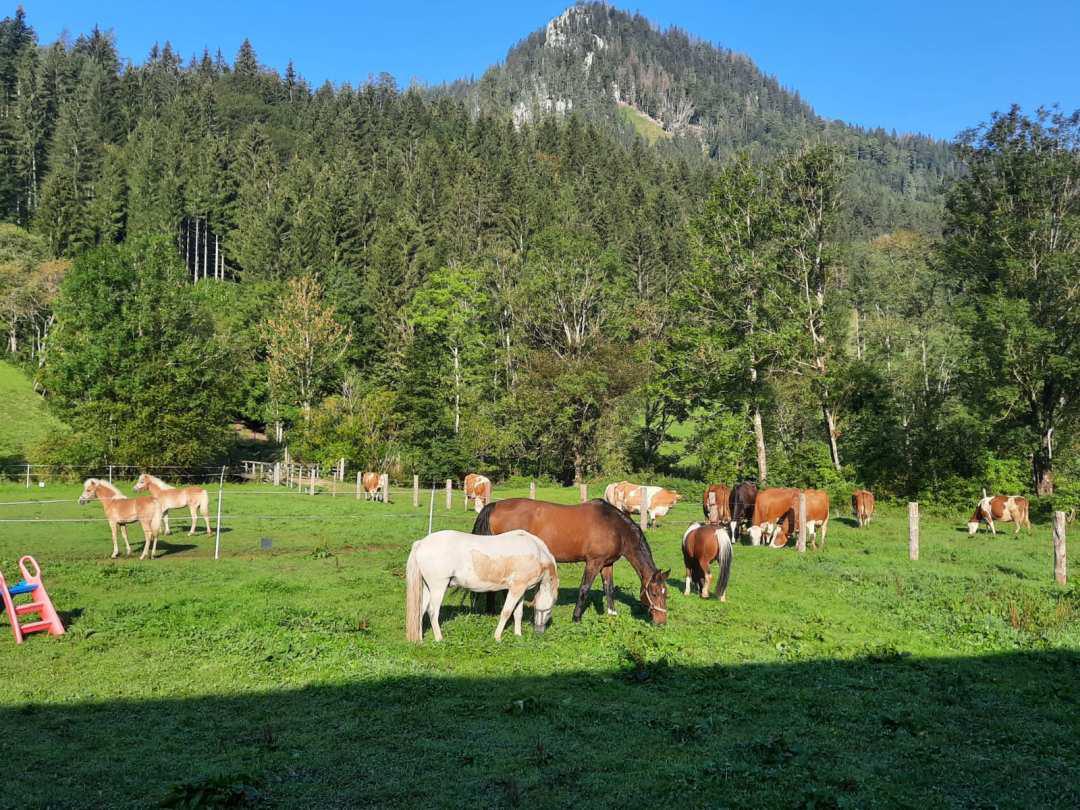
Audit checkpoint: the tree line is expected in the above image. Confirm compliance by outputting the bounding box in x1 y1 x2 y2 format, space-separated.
0 9 1076 510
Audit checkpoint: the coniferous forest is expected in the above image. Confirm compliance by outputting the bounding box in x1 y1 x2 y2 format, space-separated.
0 4 1078 510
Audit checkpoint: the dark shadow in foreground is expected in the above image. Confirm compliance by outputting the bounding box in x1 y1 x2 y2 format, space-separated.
2 651 1078 808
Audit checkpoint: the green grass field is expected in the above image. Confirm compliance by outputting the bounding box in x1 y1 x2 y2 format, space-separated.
0 479 1077 808
0 360 64 463
617 103 672 145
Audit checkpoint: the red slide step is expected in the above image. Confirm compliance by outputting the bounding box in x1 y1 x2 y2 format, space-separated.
15 602 44 616
18 620 54 635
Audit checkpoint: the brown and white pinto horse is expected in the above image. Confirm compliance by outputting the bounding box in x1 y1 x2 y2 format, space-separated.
852 489 875 527
681 522 733 600
79 478 163 559
133 473 212 535
474 499 669 624
968 494 1031 536
463 473 492 512
702 484 732 523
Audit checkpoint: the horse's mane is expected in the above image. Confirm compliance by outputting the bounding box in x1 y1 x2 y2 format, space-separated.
92 479 124 497
142 473 170 488
590 499 659 574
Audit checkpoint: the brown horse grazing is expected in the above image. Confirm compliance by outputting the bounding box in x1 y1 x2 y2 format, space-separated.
681 522 733 600
133 473 212 535
78 478 163 559
473 499 669 624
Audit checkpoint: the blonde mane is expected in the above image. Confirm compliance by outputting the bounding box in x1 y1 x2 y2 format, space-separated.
142 473 173 490
93 479 125 499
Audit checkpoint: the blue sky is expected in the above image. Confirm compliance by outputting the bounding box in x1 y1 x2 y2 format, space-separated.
17 1 1080 141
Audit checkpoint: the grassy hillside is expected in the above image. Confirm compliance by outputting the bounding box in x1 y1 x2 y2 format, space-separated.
0 479 1076 807
0 360 63 463
617 103 672 145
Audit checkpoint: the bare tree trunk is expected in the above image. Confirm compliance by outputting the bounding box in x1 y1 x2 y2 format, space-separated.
1034 427 1054 496
452 345 461 434
203 217 208 282
752 403 767 485
824 404 842 471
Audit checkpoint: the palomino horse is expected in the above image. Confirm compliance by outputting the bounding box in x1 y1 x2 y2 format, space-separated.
133 473 211 535
473 499 669 624
78 478 163 559
405 529 558 642
681 522 733 600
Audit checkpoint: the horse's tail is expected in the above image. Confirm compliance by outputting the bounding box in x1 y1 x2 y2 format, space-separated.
405 543 423 642
150 500 163 538
472 501 496 535
715 529 733 600
197 487 210 516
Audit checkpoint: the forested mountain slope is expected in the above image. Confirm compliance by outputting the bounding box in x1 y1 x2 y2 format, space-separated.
449 3 960 234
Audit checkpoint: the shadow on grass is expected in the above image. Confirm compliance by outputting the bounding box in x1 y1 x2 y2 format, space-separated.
5 651 1078 808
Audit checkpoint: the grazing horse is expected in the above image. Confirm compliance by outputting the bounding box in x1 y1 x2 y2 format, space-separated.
463 473 492 512
968 494 1031 536
681 522 733 601
405 530 558 642
702 484 732 523
474 499 669 624
728 481 758 541
133 473 212 535
78 478 163 559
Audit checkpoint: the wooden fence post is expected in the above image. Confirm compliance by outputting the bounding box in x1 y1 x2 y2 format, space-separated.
381 473 389 504
796 491 807 553
273 462 281 487
108 465 113 484
309 467 316 496
707 491 718 523
1053 511 1067 585
25 464 30 489
355 471 361 499
213 466 225 560
529 481 536 500
639 485 648 532
413 475 420 508
338 458 345 481
908 502 919 561
579 482 588 503
446 479 452 510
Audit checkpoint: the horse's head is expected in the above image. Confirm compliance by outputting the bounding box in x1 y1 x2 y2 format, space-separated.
640 569 669 625
133 473 149 492
532 563 559 634
78 478 100 504
967 509 981 535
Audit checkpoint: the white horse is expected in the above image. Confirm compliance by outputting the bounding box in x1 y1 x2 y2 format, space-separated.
405 530 559 642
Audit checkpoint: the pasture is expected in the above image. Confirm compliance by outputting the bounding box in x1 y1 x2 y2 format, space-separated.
0 479 1077 808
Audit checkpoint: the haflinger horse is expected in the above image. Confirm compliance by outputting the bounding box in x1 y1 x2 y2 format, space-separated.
133 473 212 535
474 498 669 624
463 473 492 513
681 522 733 601
78 478 163 559
405 529 558 642
968 492 1031 536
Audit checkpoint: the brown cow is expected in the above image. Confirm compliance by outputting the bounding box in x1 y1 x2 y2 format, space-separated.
361 472 382 501
747 488 798 547
603 480 631 510
702 484 732 523
799 489 831 550
852 489 875 527
968 495 1031 536
464 473 492 512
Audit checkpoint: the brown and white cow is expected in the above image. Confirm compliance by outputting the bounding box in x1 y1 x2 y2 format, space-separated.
603 480 632 510
968 494 1031 536
361 472 382 501
702 484 732 523
747 488 798 547
464 473 493 513
799 489 831 550
852 489 875 527
618 485 682 527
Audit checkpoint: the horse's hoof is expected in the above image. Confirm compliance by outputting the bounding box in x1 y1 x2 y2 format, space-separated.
110 553 118 559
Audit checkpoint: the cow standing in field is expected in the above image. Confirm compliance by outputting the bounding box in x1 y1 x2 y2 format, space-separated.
728 481 758 541
603 480 631 510
619 485 682 527
361 472 383 501
968 494 1031 536
464 473 492 512
702 484 731 523
747 488 798 547
852 489 875 527
800 489 831 550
